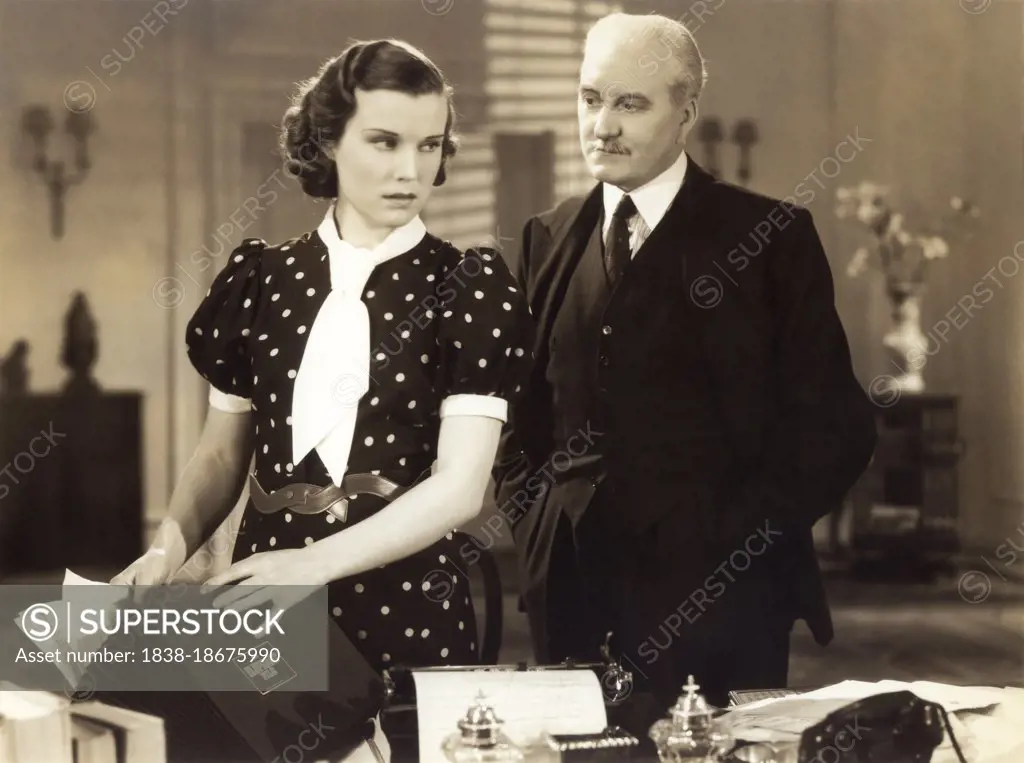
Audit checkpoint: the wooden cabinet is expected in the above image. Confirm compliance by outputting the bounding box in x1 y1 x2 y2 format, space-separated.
0 393 143 576
848 393 963 569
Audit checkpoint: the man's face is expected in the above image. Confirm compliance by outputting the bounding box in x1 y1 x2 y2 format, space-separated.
578 34 696 192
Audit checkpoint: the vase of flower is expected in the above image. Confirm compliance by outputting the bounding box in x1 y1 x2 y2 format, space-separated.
836 183 978 394
882 281 927 393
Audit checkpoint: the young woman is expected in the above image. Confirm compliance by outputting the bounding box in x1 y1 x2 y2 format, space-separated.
111 38 534 761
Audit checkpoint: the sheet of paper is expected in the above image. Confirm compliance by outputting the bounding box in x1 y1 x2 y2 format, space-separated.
412 669 608 763
721 681 1018 750
720 696 863 738
63 569 107 586
790 680 1004 712
945 691 1024 763
12 570 128 690
61 570 128 658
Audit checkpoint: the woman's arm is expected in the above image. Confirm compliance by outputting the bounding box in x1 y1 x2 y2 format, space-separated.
310 414 501 581
148 407 255 570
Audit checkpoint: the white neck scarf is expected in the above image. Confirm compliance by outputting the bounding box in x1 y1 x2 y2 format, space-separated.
291 205 427 486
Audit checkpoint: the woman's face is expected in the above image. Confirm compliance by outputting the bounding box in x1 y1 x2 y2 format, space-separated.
331 88 448 229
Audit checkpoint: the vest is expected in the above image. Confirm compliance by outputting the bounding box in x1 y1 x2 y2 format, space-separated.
546 208 733 532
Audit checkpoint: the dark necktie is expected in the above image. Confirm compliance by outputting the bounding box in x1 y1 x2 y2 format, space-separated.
604 195 637 286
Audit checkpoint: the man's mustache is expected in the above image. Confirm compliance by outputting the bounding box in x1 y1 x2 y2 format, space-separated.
591 143 629 154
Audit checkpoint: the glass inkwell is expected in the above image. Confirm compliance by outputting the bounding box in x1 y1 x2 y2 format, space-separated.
442 691 526 763
649 675 734 761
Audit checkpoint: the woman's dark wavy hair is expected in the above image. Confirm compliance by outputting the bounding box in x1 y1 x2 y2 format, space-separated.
280 39 460 199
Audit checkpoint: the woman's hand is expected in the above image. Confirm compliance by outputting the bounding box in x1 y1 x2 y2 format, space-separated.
201 547 329 614
110 547 182 587
111 519 188 587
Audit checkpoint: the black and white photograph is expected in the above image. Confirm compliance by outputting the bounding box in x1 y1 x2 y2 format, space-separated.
0 0 1022 761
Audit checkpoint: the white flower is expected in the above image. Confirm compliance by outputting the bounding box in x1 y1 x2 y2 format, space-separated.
855 203 875 225
922 237 949 260
847 246 870 277
836 187 852 202
950 196 963 211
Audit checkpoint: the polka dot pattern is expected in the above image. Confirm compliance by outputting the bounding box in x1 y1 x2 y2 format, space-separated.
185 232 530 673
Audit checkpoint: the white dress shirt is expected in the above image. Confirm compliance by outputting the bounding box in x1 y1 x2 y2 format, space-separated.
209 205 510 486
601 149 689 255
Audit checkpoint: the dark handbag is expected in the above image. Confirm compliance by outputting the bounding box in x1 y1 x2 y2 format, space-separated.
796 690 963 763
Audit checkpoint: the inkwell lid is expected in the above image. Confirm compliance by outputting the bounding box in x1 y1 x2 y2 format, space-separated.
650 675 733 757
670 675 714 731
456 691 504 748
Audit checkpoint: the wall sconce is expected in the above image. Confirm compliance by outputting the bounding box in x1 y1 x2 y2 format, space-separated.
696 116 724 179
731 119 759 187
695 117 760 186
21 104 96 240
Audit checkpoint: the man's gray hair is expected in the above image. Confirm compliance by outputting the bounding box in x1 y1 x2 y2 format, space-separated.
585 12 708 107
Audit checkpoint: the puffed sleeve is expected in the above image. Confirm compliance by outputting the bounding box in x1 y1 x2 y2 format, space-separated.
185 238 267 412
435 247 536 422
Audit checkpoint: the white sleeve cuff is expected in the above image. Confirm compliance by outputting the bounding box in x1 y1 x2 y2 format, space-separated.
439 394 508 423
209 386 252 413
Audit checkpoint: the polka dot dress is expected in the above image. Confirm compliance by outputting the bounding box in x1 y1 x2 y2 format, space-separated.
185 229 535 673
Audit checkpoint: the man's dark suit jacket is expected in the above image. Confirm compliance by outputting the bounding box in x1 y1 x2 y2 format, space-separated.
492 158 877 648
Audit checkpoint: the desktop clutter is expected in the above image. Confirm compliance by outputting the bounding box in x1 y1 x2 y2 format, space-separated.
385 652 1024 763
6 672 1024 763
3 657 1024 763
6 576 1024 763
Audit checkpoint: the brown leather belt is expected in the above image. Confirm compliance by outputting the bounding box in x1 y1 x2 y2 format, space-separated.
248 468 431 523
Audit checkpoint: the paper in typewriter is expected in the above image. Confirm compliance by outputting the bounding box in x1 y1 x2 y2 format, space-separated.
412 669 608 762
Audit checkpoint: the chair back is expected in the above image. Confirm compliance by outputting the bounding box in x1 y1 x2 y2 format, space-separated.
451 531 503 665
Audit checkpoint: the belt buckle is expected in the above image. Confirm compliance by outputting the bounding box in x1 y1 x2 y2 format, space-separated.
324 496 349 523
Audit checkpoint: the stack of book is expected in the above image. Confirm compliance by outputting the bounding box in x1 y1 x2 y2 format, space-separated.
0 684 164 763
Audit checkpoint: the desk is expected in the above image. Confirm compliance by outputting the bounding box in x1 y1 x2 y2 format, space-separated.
11 683 1024 763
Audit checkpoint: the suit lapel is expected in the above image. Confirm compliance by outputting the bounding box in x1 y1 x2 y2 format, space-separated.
532 185 603 354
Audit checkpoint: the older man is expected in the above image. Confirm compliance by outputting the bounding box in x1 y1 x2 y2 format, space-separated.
493 13 877 712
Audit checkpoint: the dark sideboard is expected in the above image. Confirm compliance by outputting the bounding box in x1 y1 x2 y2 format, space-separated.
0 392 143 576
847 392 962 572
